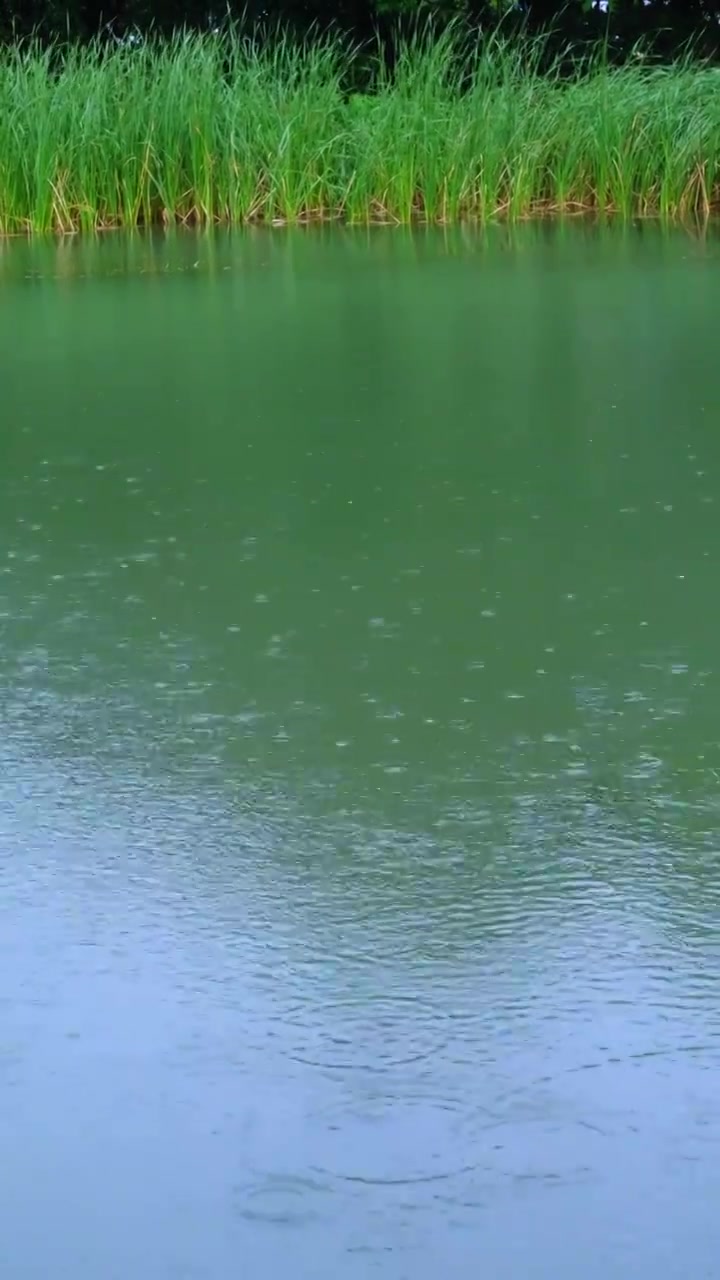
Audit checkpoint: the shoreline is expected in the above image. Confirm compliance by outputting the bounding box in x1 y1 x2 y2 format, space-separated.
3 205 719 239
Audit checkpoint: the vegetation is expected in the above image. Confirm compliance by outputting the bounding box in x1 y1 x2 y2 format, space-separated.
1 27 720 235
3 2 720 58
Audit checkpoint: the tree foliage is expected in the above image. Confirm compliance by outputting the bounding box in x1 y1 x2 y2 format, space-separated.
2 0 720 57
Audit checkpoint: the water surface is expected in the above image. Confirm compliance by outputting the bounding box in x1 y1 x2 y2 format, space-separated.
2 225 720 1279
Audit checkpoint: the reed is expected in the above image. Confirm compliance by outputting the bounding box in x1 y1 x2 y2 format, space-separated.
1 28 719 234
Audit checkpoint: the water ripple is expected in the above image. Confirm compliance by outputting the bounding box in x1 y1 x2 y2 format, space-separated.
282 994 451 1072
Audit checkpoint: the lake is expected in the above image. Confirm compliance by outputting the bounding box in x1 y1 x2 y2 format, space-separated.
2 224 720 1279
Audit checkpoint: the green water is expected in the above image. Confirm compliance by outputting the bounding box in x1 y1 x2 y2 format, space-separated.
2 225 720 1280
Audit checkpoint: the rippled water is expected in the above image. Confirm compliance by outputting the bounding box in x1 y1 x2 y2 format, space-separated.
2 225 720 1279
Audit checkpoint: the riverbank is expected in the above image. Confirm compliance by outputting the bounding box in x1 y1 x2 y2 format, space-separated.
2 30 720 234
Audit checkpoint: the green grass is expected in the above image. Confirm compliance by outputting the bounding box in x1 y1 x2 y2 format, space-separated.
1 27 720 234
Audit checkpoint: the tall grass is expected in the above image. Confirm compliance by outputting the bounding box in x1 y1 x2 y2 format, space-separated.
1 27 719 234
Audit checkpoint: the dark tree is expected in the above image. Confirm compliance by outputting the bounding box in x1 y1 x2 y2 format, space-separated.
2 0 719 54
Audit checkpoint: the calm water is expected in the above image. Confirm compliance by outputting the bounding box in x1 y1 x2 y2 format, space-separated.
2 225 720 1279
